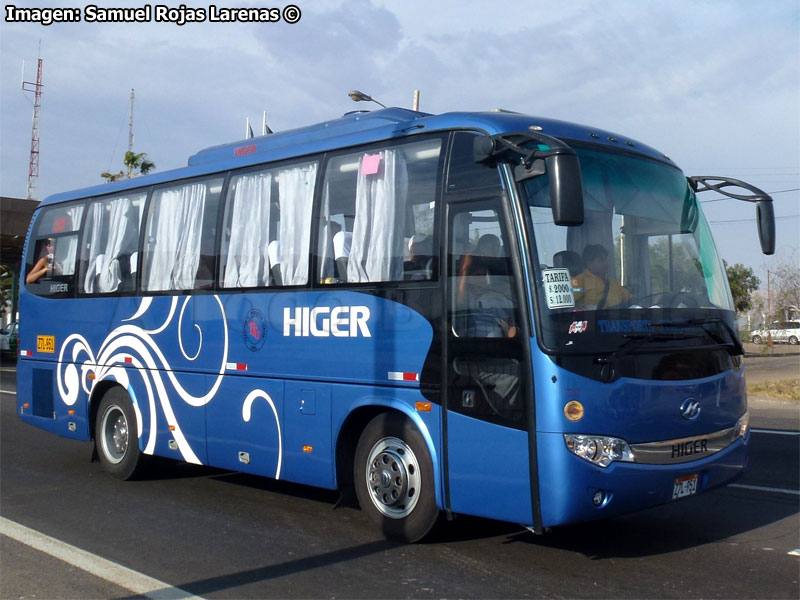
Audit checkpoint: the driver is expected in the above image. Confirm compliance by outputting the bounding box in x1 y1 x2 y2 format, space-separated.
573 244 632 309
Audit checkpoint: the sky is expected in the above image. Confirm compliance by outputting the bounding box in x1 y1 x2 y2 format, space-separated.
1 0 798 284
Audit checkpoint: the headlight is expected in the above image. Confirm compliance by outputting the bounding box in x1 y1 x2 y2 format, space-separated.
735 411 749 440
564 434 635 468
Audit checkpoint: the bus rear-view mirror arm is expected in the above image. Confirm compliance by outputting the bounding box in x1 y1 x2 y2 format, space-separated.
474 132 584 226
688 176 776 255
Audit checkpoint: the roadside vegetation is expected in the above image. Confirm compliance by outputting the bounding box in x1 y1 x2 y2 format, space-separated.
748 379 800 402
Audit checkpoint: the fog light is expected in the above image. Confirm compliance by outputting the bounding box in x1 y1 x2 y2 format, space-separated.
592 490 606 506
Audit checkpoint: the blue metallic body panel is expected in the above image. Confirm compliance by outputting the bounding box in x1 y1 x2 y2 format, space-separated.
530 341 748 527
16 289 441 496
537 431 748 527
447 412 533 524
531 344 747 443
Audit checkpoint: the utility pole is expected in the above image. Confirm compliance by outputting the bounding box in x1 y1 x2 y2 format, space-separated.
22 42 43 200
128 88 135 153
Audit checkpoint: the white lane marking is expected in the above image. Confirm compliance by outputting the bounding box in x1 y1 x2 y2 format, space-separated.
789 549 800 556
0 389 16 395
1 368 17 373
751 428 800 436
729 484 800 496
0 517 205 600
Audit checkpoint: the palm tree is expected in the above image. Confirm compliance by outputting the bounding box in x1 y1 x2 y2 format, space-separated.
124 151 155 178
101 151 156 182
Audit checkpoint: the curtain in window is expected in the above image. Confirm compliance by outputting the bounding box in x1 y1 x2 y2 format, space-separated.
278 163 317 285
224 172 272 287
146 183 207 291
83 201 106 293
317 185 335 281
95 197 133 293
348 149 408 283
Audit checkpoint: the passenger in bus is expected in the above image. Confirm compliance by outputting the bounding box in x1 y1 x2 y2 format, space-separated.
573 244 632 309
26 238 58 284
459 254 517 338
475 233 501 257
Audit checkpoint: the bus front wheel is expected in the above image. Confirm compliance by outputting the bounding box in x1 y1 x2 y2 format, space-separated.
354 412 439 543
95 388 145 480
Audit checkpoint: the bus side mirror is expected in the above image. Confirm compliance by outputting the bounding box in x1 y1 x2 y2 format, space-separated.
756 200 775 255
546 153 584 226
474 132 584 226
688 176 775 255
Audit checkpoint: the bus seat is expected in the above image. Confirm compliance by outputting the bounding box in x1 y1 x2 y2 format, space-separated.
271 264 282 286
333 231 352 283
268 240 281 286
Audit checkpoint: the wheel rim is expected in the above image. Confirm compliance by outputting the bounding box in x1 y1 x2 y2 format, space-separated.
365 436 421 519
100 405 128 464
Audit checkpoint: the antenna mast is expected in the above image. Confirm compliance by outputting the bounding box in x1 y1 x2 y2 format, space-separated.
128 88 135 153
22 42 43 200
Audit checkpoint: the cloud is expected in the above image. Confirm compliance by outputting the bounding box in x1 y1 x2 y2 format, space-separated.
1 0 797 275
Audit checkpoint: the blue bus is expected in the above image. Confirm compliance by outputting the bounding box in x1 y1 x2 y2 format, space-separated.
17 108 775 542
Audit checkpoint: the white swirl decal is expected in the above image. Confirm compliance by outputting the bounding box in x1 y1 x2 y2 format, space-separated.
56 295 281 470
242 389 283 479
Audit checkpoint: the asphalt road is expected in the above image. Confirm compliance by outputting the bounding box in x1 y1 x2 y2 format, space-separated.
1 362 798 599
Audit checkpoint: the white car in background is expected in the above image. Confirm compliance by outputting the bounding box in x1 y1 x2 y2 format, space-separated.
0 321 18 356
750 320 800 345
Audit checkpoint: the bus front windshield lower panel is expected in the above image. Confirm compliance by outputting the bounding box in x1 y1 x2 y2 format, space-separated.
524 146 737 356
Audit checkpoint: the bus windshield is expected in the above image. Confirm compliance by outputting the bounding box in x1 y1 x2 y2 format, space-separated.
524 145 736 354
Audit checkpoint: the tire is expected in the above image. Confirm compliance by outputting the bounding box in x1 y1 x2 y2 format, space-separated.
789 336 799 345
354 412 439 543
95 387 145 480
752 335 762 345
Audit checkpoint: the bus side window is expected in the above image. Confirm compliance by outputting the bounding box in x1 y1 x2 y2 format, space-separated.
24 202 84 297
446 131 503 193
80 193 145 294
317 137 442 284
141 177 223 292
450 207 518 339
221 160 317 289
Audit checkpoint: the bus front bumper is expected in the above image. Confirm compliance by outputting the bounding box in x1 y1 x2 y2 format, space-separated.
536 431 749 528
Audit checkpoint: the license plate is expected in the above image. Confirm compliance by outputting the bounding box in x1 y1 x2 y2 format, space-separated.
672 473 699 499
36 335 55 353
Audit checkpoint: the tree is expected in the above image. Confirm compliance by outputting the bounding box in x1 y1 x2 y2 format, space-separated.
724 261 760 314
770 252 800 320
101 150 155 182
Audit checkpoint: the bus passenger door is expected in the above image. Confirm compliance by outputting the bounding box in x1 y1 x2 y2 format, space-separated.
444 199 534 525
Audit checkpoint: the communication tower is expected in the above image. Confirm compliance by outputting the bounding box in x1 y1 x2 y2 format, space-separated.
22 45 44 200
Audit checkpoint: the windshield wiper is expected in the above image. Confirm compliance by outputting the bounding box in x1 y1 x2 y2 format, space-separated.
651 317 744 356
596 332 695 382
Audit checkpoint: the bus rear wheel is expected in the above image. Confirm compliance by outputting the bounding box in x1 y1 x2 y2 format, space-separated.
354 412 439 543
95 387 145 480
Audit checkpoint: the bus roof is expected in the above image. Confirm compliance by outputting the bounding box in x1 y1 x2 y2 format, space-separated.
39 108 676 207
